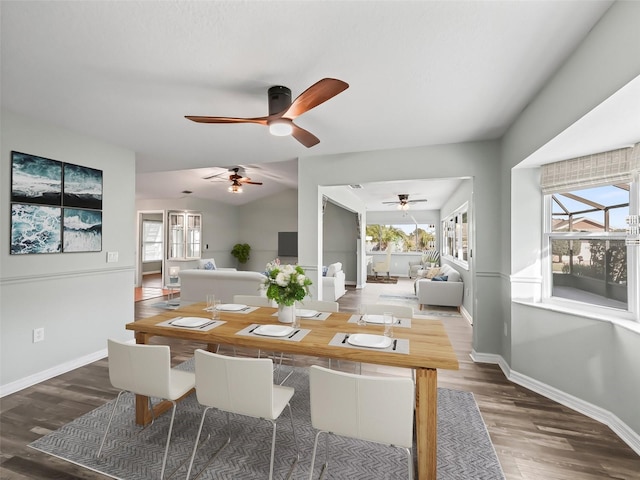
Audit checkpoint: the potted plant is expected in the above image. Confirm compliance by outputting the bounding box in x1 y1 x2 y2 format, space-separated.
231 243 251 266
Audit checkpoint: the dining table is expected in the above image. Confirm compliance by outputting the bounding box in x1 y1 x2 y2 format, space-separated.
125 302 459 480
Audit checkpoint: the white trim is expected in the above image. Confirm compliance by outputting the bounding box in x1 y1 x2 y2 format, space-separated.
470 351 640 456
460 304 473 324
1 347 106 397
1 266 135 285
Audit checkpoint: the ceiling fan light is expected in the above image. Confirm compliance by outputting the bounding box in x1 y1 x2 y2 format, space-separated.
269 119 293 136
228 184 243 193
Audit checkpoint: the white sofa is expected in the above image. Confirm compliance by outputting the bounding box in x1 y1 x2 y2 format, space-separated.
415 263 463 308
179 269 267 303
322 262 346 302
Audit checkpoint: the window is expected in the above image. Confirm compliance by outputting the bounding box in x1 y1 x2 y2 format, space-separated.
540 144 639 318
441 203 469 268
365 223 436 253
142 220 163 262
545 184 632 311
167 210 201 260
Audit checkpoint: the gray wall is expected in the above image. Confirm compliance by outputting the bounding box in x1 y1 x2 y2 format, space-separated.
298 140 502 354
1 109 136 391
501 1 640 437
238 188 298 273
440 178 474 317
323 201 357 285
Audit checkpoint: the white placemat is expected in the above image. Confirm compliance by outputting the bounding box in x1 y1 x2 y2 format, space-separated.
271 311 330 321
328 332 409 354
347 314 411 328
236 324 310 342
157 318 225 332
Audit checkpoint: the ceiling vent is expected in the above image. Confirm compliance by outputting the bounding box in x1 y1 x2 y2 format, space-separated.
348 184 363 189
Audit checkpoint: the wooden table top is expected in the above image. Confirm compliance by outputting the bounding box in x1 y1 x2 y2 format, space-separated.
126 303 459 371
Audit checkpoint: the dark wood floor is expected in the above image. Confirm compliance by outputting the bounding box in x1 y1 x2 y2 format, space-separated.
1 279 638 479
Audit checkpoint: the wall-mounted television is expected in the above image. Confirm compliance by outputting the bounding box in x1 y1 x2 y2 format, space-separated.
278 231 298 257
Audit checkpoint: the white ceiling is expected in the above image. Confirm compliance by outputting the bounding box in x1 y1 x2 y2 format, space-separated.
3 1 635 211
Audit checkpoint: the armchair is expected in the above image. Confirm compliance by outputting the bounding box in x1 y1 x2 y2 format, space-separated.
372 249 392 279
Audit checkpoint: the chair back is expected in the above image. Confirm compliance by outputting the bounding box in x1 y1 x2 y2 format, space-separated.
309 366 414 448
296 299 339 312
233 294 274 307
359 303 414 319
107 339 172 399
194 349 276 419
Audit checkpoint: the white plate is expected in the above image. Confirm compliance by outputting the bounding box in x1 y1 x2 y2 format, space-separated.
296 309 319 318
362 314 386 324
348 333 392 349
216 304 248 311
170 317 210 327
253 325 295 337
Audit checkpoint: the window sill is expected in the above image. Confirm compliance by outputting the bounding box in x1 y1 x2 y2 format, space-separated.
512 298 640 334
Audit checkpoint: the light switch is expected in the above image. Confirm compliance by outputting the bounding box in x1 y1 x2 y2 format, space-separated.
107 251 119 263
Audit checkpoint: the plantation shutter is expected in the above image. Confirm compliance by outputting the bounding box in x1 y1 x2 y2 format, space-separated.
541 143 640 194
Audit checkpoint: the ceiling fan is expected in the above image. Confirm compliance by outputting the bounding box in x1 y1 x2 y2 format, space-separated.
382 194 428 210
185 78 349 148
205 167 263 193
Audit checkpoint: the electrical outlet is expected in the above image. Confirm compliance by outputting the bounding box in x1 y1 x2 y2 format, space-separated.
503 322 508 337
33 327 45 343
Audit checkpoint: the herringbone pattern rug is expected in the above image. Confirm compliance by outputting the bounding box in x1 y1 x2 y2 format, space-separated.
30 362 504 479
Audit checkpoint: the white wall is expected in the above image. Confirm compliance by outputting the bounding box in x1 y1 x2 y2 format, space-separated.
1 109 136 394
501 1 640 441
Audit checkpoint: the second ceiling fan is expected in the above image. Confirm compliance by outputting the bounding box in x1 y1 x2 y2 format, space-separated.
185 78 349 148
382 194 428 210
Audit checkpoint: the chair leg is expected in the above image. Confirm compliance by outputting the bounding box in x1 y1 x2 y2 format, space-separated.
308 430 329 480
159 400 178 480
404 447 413 480
96 390 125 458
186 408 230 480
268 420 277 480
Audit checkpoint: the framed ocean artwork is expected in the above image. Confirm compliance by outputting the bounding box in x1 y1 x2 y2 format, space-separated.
62 208 102 252
11 203 62 254
63 163 103 210
11 152 62 206
10 151 103 254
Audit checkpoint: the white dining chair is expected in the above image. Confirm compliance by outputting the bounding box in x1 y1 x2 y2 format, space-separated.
308 365 415 480
186 350 299 480
295 299 339 312
233 294 276 307
97 339 195 480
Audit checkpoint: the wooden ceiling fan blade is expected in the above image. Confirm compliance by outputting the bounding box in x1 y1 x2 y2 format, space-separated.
185 115 268 125
291 124 320 148
243 181 263 185
282 78 349 119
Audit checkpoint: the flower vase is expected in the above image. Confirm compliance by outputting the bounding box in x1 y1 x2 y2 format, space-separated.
277 304 295 324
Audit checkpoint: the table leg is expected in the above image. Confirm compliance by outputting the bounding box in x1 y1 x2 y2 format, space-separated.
415 367 438 480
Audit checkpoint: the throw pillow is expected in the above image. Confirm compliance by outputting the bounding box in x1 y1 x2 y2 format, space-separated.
203 261 216 271
425 267 441 279
432 275 448 281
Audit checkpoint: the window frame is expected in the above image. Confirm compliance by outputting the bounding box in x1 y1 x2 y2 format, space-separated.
441 202 469 270
167 210 202 260
141 219 163 262
541 181 639 322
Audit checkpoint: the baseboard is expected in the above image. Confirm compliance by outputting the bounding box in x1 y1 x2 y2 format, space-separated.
143 270 161 275
1 342 128 398
460 305 473 324
470 350 640 456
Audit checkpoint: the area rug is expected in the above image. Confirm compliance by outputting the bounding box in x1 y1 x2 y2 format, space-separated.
367 275 399 284
29 362 505 480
